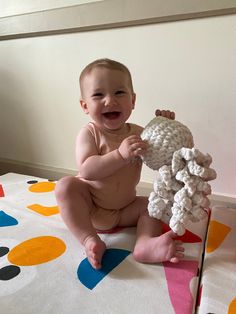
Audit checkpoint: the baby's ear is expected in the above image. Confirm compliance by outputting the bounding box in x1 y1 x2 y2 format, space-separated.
132 93 136 109
80 99 89 114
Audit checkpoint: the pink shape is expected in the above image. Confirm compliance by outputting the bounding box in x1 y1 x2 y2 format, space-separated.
163 260 199 314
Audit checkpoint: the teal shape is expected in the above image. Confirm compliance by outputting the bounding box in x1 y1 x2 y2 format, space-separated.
77 248 131 290
0 211 18 227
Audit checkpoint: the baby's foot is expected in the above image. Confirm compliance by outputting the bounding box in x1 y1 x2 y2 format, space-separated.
133 230 184 264
84 236 106 269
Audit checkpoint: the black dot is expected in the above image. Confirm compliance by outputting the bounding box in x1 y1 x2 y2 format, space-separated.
0 265 21 280
27 180 38 184
0 247 9 257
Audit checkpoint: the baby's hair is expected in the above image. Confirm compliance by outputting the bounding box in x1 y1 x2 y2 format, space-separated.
79 58 134 95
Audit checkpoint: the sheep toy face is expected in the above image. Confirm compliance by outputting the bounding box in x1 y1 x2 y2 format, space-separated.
141 116 216 236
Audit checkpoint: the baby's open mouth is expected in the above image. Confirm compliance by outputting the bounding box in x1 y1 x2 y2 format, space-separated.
103 111 121 120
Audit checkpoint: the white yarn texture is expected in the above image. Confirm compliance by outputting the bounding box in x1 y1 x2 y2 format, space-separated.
141 116 217 235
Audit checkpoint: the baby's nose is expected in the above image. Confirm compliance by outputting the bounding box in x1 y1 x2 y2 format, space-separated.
105 95 116 106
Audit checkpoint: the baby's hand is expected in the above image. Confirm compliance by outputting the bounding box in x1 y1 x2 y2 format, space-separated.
118 135 148 161
155 109 175 120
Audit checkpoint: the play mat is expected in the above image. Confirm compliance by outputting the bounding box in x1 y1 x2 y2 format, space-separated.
0 173 235 313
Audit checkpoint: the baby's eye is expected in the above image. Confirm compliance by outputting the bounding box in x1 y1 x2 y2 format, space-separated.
115 90 125 95
92 92 103 98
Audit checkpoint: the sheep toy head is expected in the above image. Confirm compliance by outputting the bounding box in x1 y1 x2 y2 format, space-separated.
141 115 217 236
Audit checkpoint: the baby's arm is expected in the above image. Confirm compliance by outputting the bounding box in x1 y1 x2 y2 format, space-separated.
76 128 147 180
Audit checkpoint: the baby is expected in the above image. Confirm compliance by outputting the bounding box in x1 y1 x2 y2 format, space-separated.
55 58 184 269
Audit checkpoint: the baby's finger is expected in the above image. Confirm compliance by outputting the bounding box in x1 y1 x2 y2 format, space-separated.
132 142 148 153
174 240 184 251
155 109 175 120
126 135 142 141
155 109 161 116
161 110 172 119
170 111 175 120
131 139 148 148
176 246 185 252
174 240 183 245
133 148 146 156
175 252 184 259
169 256 179 263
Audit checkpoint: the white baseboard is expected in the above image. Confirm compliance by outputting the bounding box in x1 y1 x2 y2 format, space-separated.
0 158 77 180
1 158 235 208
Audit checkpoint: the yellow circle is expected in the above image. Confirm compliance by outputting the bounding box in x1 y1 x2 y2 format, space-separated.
8 236 66 266
29 182 56 193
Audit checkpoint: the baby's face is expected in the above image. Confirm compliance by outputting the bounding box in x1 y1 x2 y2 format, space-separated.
80 67 136 132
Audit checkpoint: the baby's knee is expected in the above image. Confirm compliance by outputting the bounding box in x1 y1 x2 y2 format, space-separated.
55 176 82 200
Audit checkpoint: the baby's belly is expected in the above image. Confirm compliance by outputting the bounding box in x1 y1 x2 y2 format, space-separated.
81 161 141 209
89 181 137 209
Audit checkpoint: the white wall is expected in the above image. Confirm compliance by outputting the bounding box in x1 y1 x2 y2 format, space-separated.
0 10 235 197
0 0 102 17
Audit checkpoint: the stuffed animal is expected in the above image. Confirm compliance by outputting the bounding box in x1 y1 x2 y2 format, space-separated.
141 115 217 235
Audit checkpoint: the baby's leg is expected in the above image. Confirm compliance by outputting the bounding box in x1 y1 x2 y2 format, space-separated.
55 176 106 269
133 212 184 263
118 198 184 263
119 197 184 263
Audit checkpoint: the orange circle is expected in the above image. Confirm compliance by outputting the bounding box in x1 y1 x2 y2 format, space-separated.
228 298 236 314
29 182 56 193
8 236 66 266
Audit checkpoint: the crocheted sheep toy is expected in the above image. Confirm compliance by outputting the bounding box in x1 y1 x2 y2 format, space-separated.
141 115 217 236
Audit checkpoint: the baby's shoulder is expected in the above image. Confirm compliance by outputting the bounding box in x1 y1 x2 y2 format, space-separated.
128 123 143 135
79 122 97 136
76 123 96 141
